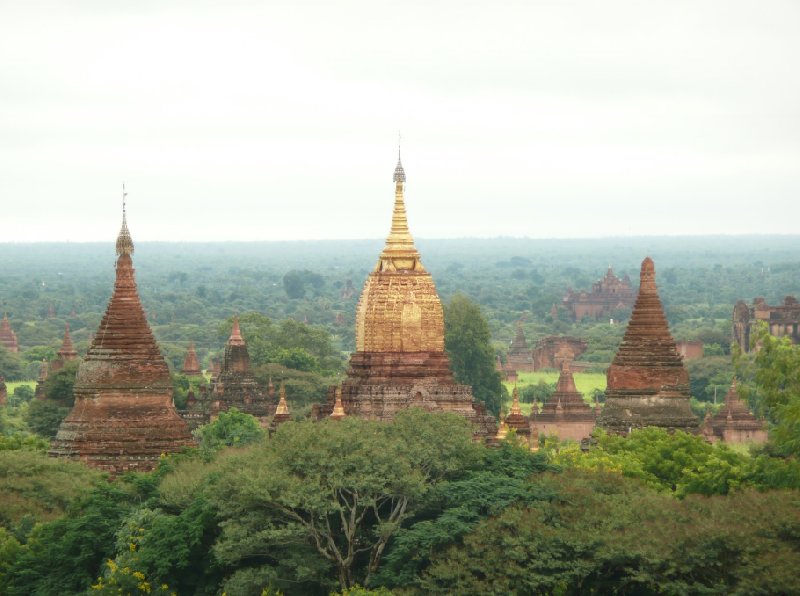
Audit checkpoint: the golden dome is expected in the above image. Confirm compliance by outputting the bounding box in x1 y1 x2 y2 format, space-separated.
354 157 445 353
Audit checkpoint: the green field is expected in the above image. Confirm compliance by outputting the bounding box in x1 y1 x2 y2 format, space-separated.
503 371 607 415
5 380 36 394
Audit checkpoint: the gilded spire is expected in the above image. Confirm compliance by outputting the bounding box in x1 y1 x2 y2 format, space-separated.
510 384 522 416
276 383 290 415
379 150 422 271
330 386 346 420
116 184 134 257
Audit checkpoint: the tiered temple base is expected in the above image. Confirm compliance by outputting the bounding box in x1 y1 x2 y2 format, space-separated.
50 391 194 473
313 351 497 437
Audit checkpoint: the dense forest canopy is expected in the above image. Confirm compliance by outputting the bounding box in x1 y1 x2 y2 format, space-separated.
2 236 799 363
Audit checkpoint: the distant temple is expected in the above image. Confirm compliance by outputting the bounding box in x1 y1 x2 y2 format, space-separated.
50 323 79 372
563 266 635 320
598 258 698 434
0 313 19 352
733 296 800 353
50 192 193 473
506 322 534 372
532 336 587 371
182 342 202 376
313 153 496 437
675 340 704 361
182 317 277 428
534 362 596 442
702 380 768 444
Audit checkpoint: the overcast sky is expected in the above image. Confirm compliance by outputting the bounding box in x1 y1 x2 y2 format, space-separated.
1 0 798 242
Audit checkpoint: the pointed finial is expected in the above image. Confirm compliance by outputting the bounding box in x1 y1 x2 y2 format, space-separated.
228 316 245 346
115 183 134 257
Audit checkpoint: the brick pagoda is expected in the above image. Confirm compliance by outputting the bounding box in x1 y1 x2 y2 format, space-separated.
51 323 79 372
313 154 496 437
50 196 193 473
598 257 698 433
535 361 596 441
183 317 275 426
182 342 202 376
0 313 19 353
708 379 768 444
506 322 534 371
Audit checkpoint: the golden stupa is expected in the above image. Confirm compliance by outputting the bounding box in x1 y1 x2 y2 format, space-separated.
314 153 496 437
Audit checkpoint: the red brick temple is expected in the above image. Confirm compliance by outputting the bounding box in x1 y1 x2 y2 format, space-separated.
182 317 276 427
733 296 800 353
0 313 19 353
563 266 635 320
51 323 79 372
534 362 596 441
182 342 202 376
532 336 587 371
705 379 768 444
598 258 698 434
49 196 193 473
506 322 534 372
313 154 496 437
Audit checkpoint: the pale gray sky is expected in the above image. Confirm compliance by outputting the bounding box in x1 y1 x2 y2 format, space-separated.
1 0 798 242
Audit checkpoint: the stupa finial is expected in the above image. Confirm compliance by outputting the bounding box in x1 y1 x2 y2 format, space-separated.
116 183 134 257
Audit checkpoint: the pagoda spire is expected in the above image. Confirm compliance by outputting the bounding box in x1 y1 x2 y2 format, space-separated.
58 323 78 361
228 316 245 346
116 183 134 257
378 149 422 271
330 386 346 420
510 384 522 416
276 383 290 416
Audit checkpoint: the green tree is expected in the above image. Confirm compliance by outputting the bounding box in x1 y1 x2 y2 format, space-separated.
43 359 79 405
25 400 71 439
0 347 24 382
444 294 503 416
196 408 265 452
212 410 480 591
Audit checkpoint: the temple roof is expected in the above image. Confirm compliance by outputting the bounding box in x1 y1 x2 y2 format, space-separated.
75 208 170 389
0 313 19 351
712 379 766 433
57 323 78 361
378 154 422 272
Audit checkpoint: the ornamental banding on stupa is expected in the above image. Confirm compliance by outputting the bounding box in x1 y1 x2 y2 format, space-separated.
49 189 194 474
313 153 496 437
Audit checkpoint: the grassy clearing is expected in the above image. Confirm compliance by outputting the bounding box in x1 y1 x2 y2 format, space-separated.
503 371 607 415
6 380 36 394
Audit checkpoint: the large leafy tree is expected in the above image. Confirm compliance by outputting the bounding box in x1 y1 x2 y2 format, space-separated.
211 410 480 591
443 294 503 416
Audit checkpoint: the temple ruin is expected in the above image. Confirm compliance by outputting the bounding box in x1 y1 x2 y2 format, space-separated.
598 257 698 433
704 380 768 444
534 362 596 441
182 342 202 376
532 336 587 371
50 197 193 473
506 322 534 372
0 313 19 353
563 266 635 320
733 296 800 353
313 154 496 437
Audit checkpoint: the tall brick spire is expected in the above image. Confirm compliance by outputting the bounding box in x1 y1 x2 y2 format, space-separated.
598 257 698 433
57 323 78 362
50 193 193 473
